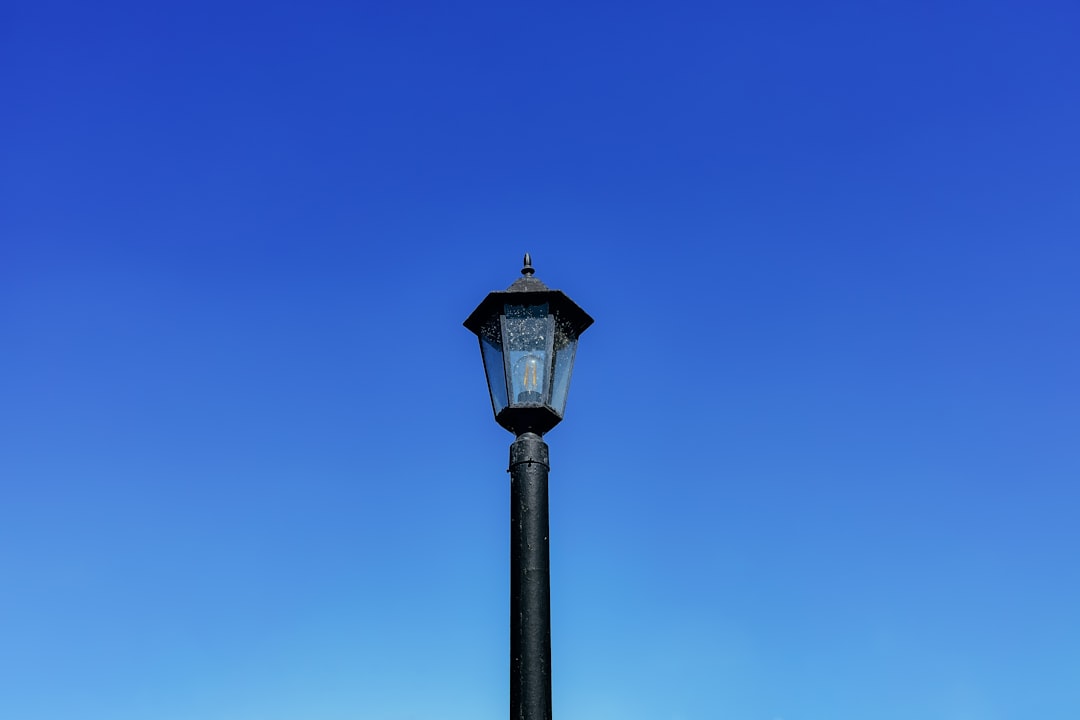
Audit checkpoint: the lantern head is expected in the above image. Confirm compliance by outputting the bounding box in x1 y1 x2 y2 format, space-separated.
464 254 593 436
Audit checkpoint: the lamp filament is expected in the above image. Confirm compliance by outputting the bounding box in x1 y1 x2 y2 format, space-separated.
523 358 538 390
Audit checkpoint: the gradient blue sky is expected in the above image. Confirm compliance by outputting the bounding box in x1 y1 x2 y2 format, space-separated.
3 2 1079 719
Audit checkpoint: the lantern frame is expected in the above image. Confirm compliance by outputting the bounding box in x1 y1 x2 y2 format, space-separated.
464 255 593 435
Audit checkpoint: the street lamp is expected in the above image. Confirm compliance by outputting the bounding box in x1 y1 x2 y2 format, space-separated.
464 253 593 720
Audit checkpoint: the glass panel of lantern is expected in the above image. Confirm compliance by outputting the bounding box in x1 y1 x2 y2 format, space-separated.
478 316 508 415
502 303 554 406
549 314 579 416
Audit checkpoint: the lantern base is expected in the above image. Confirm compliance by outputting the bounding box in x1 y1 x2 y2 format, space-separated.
495 405 563 436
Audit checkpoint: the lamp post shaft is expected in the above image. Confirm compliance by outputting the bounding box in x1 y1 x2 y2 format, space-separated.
509 432 552 720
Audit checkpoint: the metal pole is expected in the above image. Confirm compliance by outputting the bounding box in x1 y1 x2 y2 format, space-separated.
509 431 552 720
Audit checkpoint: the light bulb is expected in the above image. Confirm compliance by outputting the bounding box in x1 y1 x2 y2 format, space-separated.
512 354 544 404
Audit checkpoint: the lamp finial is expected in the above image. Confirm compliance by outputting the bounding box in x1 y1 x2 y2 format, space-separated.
522 253 534 276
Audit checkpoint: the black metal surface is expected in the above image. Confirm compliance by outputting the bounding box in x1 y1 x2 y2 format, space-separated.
462 258 593 344
464 288 593 341
509 432 552 720
496 405 563 436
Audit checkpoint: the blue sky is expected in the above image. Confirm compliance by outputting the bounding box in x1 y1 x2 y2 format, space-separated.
3 1 1079 718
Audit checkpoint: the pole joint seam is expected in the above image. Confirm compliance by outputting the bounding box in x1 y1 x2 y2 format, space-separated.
507 459 550 472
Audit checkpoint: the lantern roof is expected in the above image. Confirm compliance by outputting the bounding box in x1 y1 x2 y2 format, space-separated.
463 253 594 335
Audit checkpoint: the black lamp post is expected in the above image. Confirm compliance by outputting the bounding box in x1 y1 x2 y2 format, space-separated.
464 254 593 720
